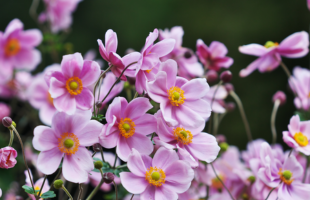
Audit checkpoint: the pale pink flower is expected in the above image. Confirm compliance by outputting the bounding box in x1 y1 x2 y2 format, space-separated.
203 85 228 113
134 29 175 94
0 19 42 83
99 97 155 161
0 188 1 198
196 39 233 71
0 147 17 169
40 0 81 33
33 110 103 183
146 59 211 129
308 0 310 10
159 26 203 79
283 115 310 155
0 102 10 121
24 170 50 200
239 31 309 77
120 148 194 200
45 53 100 115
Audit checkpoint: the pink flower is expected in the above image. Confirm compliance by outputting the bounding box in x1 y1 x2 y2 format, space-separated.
89 152 121 191
24 170 50 200
0 102 10 121
289 67 310 110
308 0 310 10
202 85 228 113
45 53 100 115
239 31 309 77
0 188 1 198
283 115 310 155
257 142 310 200
32 110 103 183
154 110 220 166
0 147 17 169
146 59 211 129
99 97 155 161
120 148 194 200
28 65 60 125
0 19 42 83
196 39 233 71
40 0 81 33
134 29 175 94
159 27 203 79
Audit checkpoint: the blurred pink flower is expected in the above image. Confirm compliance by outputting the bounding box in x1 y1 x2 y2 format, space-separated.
0 19 42 83
0 188 1 198
239 31 309 77
146 59 211 129
45 53 100 115
196 39 233 71
99 97 155 161
120 148 194 200
24 170 50 200
40 0 81 33
159 26 203 79
0 102 10 121
308 0 310 10
33 110 103 183
0 147 17 169
203 85 228 113
178 181 206 200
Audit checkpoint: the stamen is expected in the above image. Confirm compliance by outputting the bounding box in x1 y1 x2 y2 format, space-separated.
145 167 166 187
278 168 294 185
264 41 279 48
173 127 193 145
65 77 83 95
58 132 80 155
47 92 54 105
5 39 20 56
293 132 308 147
167 86 185 106
118 118 136 138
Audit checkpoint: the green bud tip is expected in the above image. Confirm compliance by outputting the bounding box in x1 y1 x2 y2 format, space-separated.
219 142 229 152
124 82 130 89
53 179 63 189
282 170 292 180
122 123 131 131
173 92 180 100
248 175 256 183
151 172 160 181
12 121 16 127
64 139 74 148
94 160 104 169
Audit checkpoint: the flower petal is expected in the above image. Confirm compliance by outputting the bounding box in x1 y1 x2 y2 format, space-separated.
13 49 41 71
146 71 168 103
75 88 94 110
33 126 58 151
134 114 157 135
160 59 177 89
124 97 153 121
79 60 100 86
53 92 76 115
155 186 178 200
61 53 84 79
181 78 210 100
150 39 175 57
37 148 63 175
127 148 148 177
120 172 148 194
152 147 178 171
238 44 267 56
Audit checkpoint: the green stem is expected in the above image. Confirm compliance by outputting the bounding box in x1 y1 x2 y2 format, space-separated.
265 187 276 200
8 130 14 146
49 168 62 191
100 147 106 163
77 184 83 200
113 180 118 200
38 175 48 196
208 81 222 135
86 169 105 200
116 164 127 169
303 156 310 183
62 185 73 200
113 152 118 168
213 113 219 136
133 91 139 99
271 99 280 144
130 194 135 200
280 61 291 78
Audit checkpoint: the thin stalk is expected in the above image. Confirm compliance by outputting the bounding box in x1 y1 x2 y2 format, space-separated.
130 194 135 200
29 0 40 20
113 152 118 168
206 186 209 200
271 100 280 144
218 112 227 126
100 62 137 104
208 81 222 135
210 163 235 200
11 126 35 192
100 147 106 162
113 180 118 200
86 168 105 200
49 168 62 190
265 187 277 200
288 149 293 157
38 175 48 196
116 164 127 169
92 152 96 157
229 91 253 141
62 185 73 200
8 130 14 146
280 61 291 78
133 91 139 99
126 89 132 101
150 132 155 141
77 184 83 200
213 113 219 136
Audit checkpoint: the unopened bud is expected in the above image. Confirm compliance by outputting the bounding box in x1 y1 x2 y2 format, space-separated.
225 102 236 112
224 83 234 93
206 70 218 83
272 91 286 106
124 82 131 89
93 143 101 152
216 135 226 144
95 101 103 108
220 71 232 83
53 179 63 189
248 175 256 183
103 172 114 184
184 51 192 59
219 142 229 152
242 193 249 200
94 160 104 169
2 117 12 127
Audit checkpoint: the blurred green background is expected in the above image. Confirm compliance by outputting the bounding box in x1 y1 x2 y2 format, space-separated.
0 0 309 198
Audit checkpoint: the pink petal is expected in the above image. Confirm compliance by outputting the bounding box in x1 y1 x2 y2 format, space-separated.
117 136 132 161
140 185 156 200
19 29 42 47
120 172 148 194
13 49 41 71
49 77 66 98
161 101 178 127
99 124 119 149
4 19 23 36
76 120 102 146
238 44 267 56
141 53 160 71
79 60 100 86
155 186 178 200
126 134 154 158
45 70 66 87
105 29 118 54
127 148 148 177
288 115 300 134
278 181 310 200
156 115 175 143
105 97 128 123
209 41 228 58
174 105 205 129
181 78 210 100
160 59 177 89
33 126 58 151
278 31 309 58
183 99 211 120
146 71 168 103
124 97 153 121
175 77 188 88
283 156 303 180
39 105 56 125
239 56 265 77
75 88 94 110
152 147 178 171
98 39 108 61
123 52 141 68
61 53 83 79
37 147 63 175
135 71 147 94
150 38 175 57
142 29 159 52
257 53 281 72
134 114 157 135
53 92 76 115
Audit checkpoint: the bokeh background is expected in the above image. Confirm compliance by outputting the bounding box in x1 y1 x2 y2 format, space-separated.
0 0 309 198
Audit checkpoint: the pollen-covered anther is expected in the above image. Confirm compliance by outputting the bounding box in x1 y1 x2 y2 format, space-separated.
65 77 83 95
145 166 166 187
264 41 279 48
5 39 20 56
173 127 193 145
118 118 136 138
47 92 54 105
294 132 308 147
278 168 294 185
167 86 185 106
58 132 80 155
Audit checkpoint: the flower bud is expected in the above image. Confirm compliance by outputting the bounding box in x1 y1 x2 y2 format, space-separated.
93 143 101 152
124 82 131 89
184 51 192 59
94 160 104 169
242 193 249 200
0 147 17 169
272 91 286 106
220 70 232 83
225 102 236 112
219 142 229 152
103 172 114 184
216 135 226 144
205 70 218 83
95 101 103 109
53 179 63 189
127 77 136 85
248 175 256 183
2 117 12 127
224 83 234 93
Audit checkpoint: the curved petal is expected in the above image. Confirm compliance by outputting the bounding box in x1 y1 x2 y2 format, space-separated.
105 29 118 54
75 88 94 110
61 53 84 79
146 72 168 103
19 29 42 47
53 92 76 115
49 77 66 98
152 147 178 171
124 97 153 120
134 114 157 135
37 148 63 175
99 124 119 149
126 134 154 158
283 156 303 180
98 39 108 61
140 185 156 200
76 120 103 146
239 56 265 77
174 105 205 129
105 97 128 123
135 71 147 94
209 41 228 58
127 148 148 177
278 31 309 58
120 172 148 194
116 136 131 161
238 44 267 56
33 126 58 151
13 49 41 71
155 186 178 200
183 99 211 120
156 116 174 143
123 52 141 67
160 59 177 89
151 39 175 57
181 78 210 100
79 60 100 86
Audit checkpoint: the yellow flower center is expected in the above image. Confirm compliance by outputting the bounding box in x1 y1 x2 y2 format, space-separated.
278 168 293 185
34 186 41 196
211 174 225 189
173 127 193 145
47 92 54 106
118 118 136 139
294 132 308 147
145 166 166 187
5 39 20 56
167 86 185 106
58 132 80 155
264 41 279 48
65 77 83 95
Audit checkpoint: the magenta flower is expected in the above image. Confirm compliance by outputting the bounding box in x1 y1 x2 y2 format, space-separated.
0 102 10 121
146 59 211 129
283 115 310 155
202 85 228 113
120 148 194 200
99 97 155 161
24 170 50 200
39 0 81 33
257 142 310 200
239 31 309 77
0 19 42 83
45 53 100 115
33 110 103 183
98 29 118 62
0 147 17 169
134 28 175 94
289 67 310 110
196 39 233 71
159 26 203 79
154 110 220 166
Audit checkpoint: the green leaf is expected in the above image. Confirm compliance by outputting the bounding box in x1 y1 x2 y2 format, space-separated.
91 114 106 122
22 185 35 194
41 191 56 199
295 111 310 121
